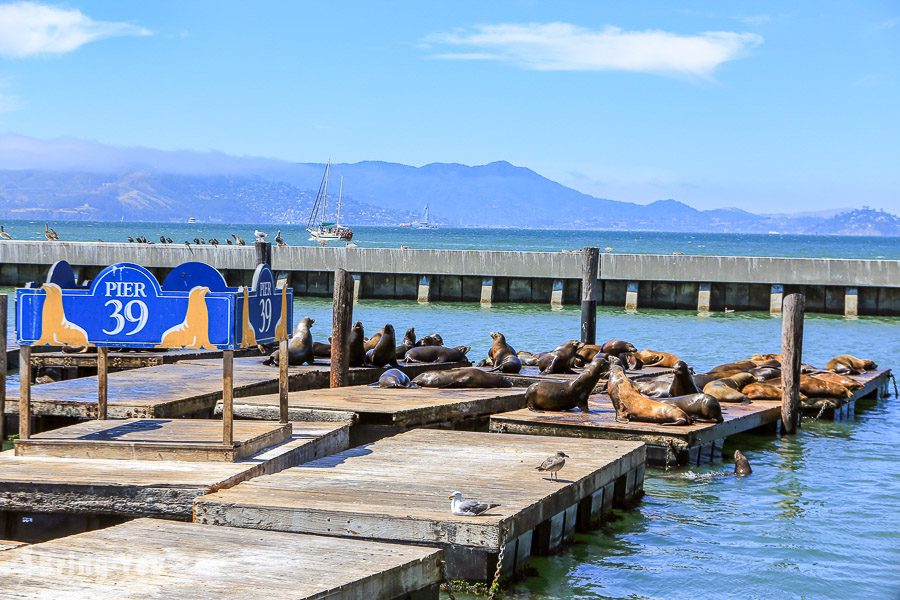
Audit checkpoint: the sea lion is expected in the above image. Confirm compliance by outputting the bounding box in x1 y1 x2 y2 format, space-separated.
748 366 781 382
348 321 367 367
708 360 757 374
607 364 692 425
264 316 315 366
413 367 512 389
703 378 747 403
517 350 541 366
693 373 720 389
416 333 444 347
811 371 863 391
159 286 213 349
734 450 752 475
825 354 877 374
363 330 382 352
659 393 723 423
395 327 417 359
636 349 681 368
600 340 638 357
538 340 584 374
728 372 755 389
634 361 699 398
751 353 782 364
742 382 783 400
526 358 609 412
312 342 332 358
575 344 602 363
366 324 399 368
35 282 89 348
799 374 853 398
372 368 417 388
486 332 522 374
619 351 644 371
404 345 471 364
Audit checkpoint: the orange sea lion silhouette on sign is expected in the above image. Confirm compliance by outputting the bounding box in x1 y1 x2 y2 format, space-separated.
34 283 89 347
274 284 288 341
240 286 257 348
159 286 213 349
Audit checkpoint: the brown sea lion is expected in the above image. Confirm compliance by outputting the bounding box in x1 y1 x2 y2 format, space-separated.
404 345 471 364
363 330 383 352
728 372 755 389
734 450 752 475
825 354 877 374
635 361 699 397
703 378 747 403
366 324 399 368
575 344 602 363
659 393 723 423
749 366 781 382
413 367 512 388
396 327 416 359
742 382 783 400
751 353 782 364
485 331 522 374
708 360 757 374
416 333 444 347
812 371 863 391
526 358 609 412
312 341 332 358
517 350 541 366
264 316 315 366
607 364 692 425
372 368 417 388
348 321 367 367
799 375 853 398
619 351 644 371
636 349 682 368
600 340 638 357
538 340 584 374
693 373 720 389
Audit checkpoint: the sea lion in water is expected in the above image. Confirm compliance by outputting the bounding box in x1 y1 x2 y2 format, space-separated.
486 332 522 374
416 333 444 347
600 340 637 357
607 364 692 425
264 316 315 366
413 367 512 389
348 321 367 367
405 345 471 364
538 340 584 374
734 450 752 475
636 349 681 368
372 368 416 388
526 358 609 412
825 354 877 374
312 341 332 358
799 375 853 398
634 361 699 398
659 393 723 423
366 324 399 368
396 327 416 359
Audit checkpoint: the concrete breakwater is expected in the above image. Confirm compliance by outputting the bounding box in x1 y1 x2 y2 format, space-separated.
1 240 898 315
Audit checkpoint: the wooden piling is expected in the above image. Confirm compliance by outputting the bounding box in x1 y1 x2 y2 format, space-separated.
781 293 805 434
0 295 7 445
97 347 109 420
18 346 30 440
581 247 599 345
279 339 289 424
255 239 272 266
222 350 234 446
331 269 354 388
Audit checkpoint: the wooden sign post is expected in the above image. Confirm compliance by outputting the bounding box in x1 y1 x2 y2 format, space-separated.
330 269 354 388
18 346 30 440
97 347 109 420
781 293 805 434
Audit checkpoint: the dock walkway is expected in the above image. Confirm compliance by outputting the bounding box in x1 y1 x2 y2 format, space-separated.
0 518 443 599
195 429 645 581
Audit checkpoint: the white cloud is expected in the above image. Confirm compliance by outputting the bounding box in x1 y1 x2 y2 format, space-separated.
0 1 151 58
874 16 900 30
426 23 763 78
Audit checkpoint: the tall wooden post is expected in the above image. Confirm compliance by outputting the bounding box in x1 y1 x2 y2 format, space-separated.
581 247 599 345
330 269 354 388
18 346 31 440
780 293 805 434
278 338 289 423
222 350 234 445
97 346 109 419
0 295 7 445
255 240 272 267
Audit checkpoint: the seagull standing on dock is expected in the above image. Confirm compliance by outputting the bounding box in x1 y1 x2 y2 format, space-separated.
255 229 267 241
275 230 287 246
448 491 500 516
535 451 570 481
0 225 11 240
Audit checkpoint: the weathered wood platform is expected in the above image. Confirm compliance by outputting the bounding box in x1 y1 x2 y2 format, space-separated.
0 539 25 552
491 369 893 466
29 347 259 370
801 369 892 420
5 356 467 422
222 385 529 444
0 518 443 599
195 429 646 581
14 419 292 462
0 421 349 518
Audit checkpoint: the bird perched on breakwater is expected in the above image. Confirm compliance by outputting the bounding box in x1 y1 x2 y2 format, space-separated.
44 224 59 240
0 225 10 240
254 229 267 241
210 238 219 247
226 239 233 245
231 233 245 245
275 230 287 246
536 451 570 481
448 491 500 516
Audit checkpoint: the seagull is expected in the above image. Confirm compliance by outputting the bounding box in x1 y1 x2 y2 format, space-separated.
0 226 11 240
159 235 167 244
226 239 233 245
535 451 570 481
604 246 613 253
255 229 267 241
210 238 219 247
166 236 174 244
127 236 135 243
448 491 500 517
275 230 287 246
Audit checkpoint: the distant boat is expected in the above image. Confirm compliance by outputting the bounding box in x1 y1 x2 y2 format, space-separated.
414 205 437 230
187 216 198 224
306 161 353 244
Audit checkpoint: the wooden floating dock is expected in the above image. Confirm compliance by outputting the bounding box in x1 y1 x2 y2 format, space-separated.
0 421 349 519
491 369 892 466
223 384 529 444
5 356 467 422
0 539 25 552
497 364 673 389
195 429 645 581
0 518 443 600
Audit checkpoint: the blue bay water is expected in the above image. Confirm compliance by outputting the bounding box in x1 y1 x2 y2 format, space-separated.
1 222 898 598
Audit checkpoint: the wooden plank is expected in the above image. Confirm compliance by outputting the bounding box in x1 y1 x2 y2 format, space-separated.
195 429 645 554
0 421 349 518
0 539 26 553
0 518 442 599
28 347 261 369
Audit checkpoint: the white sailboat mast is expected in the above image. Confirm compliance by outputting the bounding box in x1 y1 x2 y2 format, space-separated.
337 176 344 226
322 160 330 225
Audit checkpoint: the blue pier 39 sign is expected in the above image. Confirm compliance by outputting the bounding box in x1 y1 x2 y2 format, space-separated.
235 263 293 348
17 261 236 350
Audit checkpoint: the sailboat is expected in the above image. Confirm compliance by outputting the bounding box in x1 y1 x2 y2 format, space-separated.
414 205 437 229
306 161 353 243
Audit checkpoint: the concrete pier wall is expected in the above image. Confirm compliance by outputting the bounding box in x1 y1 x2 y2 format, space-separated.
1 241 897 315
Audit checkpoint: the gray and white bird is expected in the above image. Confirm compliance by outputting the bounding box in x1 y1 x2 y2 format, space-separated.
254 229 267 241
0 225 11 240
275 230 287 246
448 491 500 517
535 451 570 481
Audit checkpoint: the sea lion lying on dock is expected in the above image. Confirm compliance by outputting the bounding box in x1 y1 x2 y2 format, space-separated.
575 344 602 363
363 330 382 352
538 340 584 374
348 321 367 367
607 363 692 425
703 376 749 403
372 368 416 388
484 331 522 374
395 327 417 359
811 371 863 391
416 333 444 347
600 339 638 357
634 361 699 397
526 358 609 412
748 366 781 382
413 367 512 389
312 341 331 358
517 350 541 366
636 349 682 368
404 345 471 364
708 360 757 375
366 324 399 368
263 316 315 366
799 374 853 398
825 354 877 374
659 393 723 423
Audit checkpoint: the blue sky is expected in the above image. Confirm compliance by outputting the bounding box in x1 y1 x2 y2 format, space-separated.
0 1 898 212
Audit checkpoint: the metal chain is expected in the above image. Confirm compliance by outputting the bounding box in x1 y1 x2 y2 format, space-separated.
440 559 457 600
890 373 898 398
487 528 507 600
